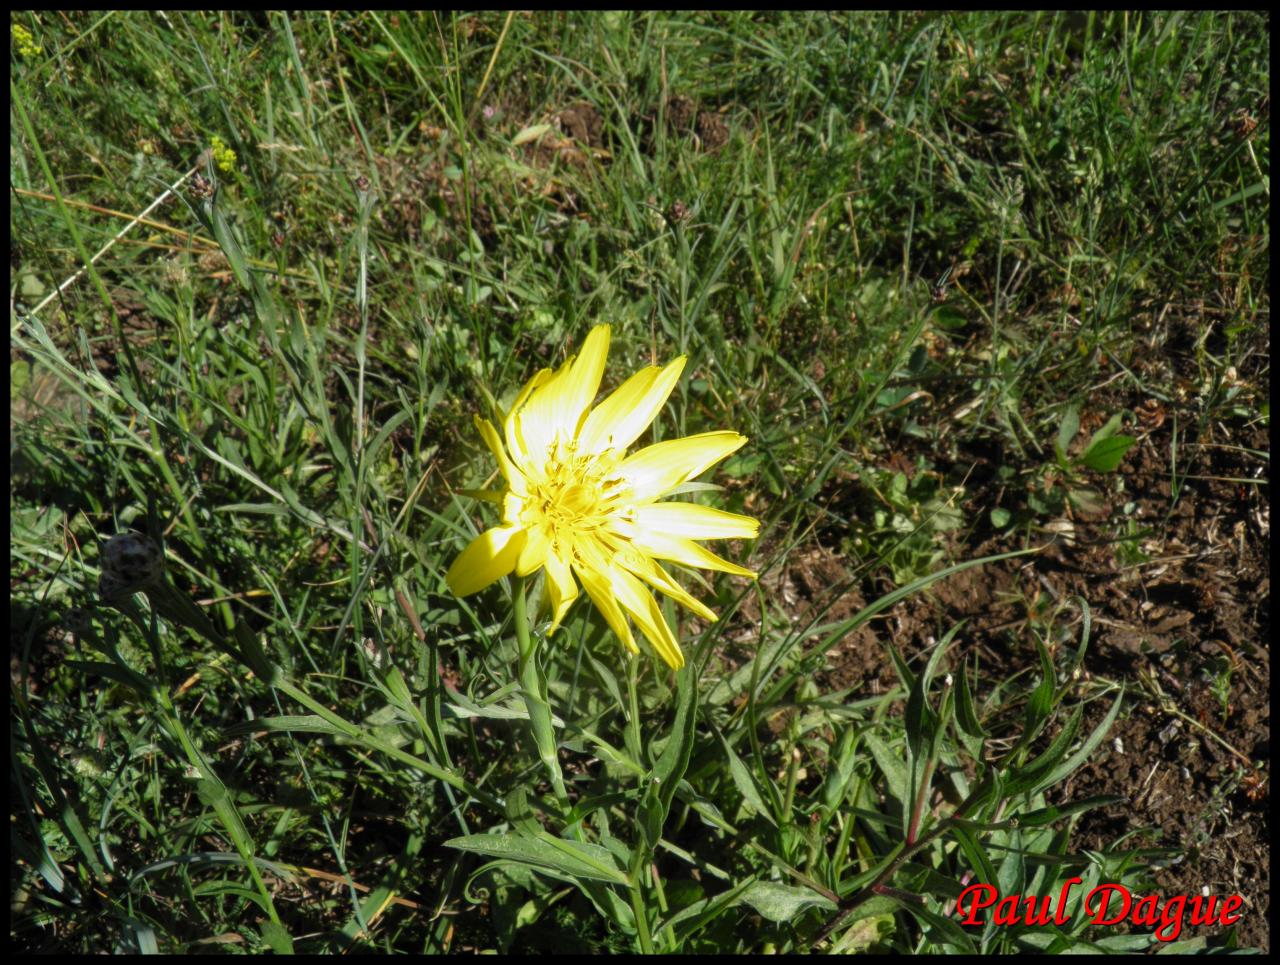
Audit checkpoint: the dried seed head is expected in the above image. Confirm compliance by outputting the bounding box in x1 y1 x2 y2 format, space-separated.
98 532 165 603
190 173 214 200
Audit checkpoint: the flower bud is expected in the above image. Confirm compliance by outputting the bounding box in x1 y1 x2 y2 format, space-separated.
98 533 165 603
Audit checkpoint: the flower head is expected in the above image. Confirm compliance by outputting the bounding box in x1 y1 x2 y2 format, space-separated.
210 135 237 174
447 325 758 668
13 22 42 60
99 532 166 604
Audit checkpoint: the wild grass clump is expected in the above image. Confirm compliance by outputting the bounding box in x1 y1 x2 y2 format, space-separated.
11 12 1267 953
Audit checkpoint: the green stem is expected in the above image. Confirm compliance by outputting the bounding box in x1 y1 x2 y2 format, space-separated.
155 695 282 926
623 653 644 765
131 587 504 811
276 679 503 810
812 775 992 948
513 576 570 807
623 664 655 954
125 606 281 927
628 855 655 955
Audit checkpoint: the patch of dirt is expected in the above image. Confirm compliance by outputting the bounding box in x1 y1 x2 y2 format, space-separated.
695 110 730 152
556 101 605 150
515 101 610 176
752 545 885 695
637 93 737 156
805 351 1269 948
10 600 78 700
372 150 496 248
665 94 696 132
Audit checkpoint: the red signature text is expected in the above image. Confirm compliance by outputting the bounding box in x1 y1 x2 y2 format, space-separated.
955 878 1244 942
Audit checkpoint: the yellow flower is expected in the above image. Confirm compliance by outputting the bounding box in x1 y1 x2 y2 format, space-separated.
210 135 237 173
447 325 758 668
13 22 42 59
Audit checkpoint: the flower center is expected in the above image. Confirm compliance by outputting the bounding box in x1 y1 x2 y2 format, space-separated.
523 441 627 553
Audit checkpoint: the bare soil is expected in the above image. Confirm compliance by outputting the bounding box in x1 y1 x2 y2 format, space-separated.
788 332 1269 950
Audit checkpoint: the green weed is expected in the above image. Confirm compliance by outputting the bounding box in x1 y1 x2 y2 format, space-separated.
11 11 1266 954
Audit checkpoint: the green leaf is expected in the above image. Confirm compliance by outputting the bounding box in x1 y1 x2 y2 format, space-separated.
989 507 1012 528
1056 405 1080 463
951 825 998 888
258 921 294 955
1030 687 1124 795
196 778 252 856
898 897 977 952
445 832 629 885
11 359 30 396
862 731 908 823
827 899 896 953
1088 932 1160 951
1016 795 1124 827
723 740 778 827
739 881 836 922
1155 935 1213 953
819 728 859 811
931 305 967 330
513 123 552 146
656 877 756 944
1024 638 1057 731
505 788 543 838
586 653 625 713
1081 434 1136 473
1089 412 1126 444
904 658 933 761
121 917 158 954
1008 706 1083 796
443 687 562 725
224 715 348 737
996 827 1026 901
915 625 958 758
360 408 411 475
1211 178 1269 212
194 778 227 809
204 199 252 292
954 660 988 740
65 659 152 694
639 783 665 851
1066 486 1108 515
19 272 46 298
651 665 697 815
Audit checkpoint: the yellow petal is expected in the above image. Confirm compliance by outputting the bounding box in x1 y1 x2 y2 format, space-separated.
504 367 553 468
446 525 527 597
475 415 522 492
577 562 638 655
616 549 717 623
544 549 579 632
515 364 570 462
516 524 550 576
619 431 748 501
503 491 525 527
558 324 610 438
607 563 685 669
634 502 759 540
577 354 686 455
457 488 504 504
628 530 756 578
512 326 611 464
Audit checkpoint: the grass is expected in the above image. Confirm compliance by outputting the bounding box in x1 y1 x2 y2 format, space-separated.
11 11 1269 954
